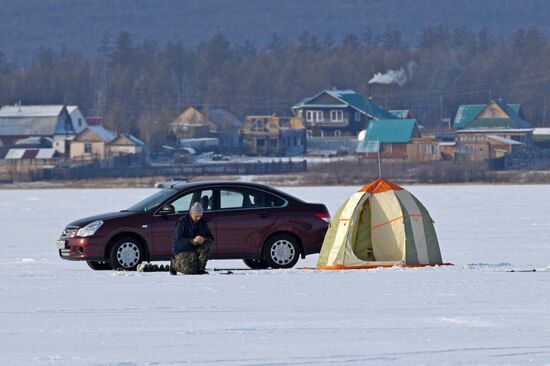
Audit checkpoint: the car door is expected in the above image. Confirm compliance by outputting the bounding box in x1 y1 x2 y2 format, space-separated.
214 186 277 256
150 188 216 258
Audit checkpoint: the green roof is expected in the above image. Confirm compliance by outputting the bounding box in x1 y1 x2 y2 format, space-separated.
292 89 395 120
364 98 397 120
453 100 523 129
454 104 487 129
357 119 418 152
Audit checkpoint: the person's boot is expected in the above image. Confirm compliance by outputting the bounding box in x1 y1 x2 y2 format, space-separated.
169 264 177 276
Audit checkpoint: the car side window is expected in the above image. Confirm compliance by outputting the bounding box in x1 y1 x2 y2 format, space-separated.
195 189 214 211
264 192 286 208
170 189 213 213
220 189 245 209
170 191 194 213
219 188 285 209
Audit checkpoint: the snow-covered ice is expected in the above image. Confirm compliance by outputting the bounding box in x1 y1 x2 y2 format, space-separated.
1 185 550 365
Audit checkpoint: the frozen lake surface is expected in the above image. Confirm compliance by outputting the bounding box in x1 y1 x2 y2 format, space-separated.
1 184 550 365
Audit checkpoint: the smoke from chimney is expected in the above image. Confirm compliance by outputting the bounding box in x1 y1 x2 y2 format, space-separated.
368 61 417 87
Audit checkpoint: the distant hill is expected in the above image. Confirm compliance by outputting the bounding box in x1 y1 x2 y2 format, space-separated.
1 0 549 61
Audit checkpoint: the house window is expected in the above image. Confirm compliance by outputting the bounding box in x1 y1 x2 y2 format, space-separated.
306 110 324 122
334 130 341 137
306 111 314 122
315 111 324 122
84 143 92 154
355 112 361 121
306 129 313 138
330 110 343 122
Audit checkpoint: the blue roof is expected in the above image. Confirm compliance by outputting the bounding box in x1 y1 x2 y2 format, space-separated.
88 125 117 142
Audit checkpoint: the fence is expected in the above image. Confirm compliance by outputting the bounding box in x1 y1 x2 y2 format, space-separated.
41 160 307 181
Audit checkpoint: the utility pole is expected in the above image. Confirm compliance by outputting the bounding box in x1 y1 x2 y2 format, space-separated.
543 95 547 125
439 95 444 130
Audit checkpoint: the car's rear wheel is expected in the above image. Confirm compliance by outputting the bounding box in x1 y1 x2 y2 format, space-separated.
264 234 300 269
108 237 144 270
87 260 112 271
243 258 269 269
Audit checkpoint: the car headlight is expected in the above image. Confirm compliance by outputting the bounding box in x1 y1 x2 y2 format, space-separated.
76 220 104 237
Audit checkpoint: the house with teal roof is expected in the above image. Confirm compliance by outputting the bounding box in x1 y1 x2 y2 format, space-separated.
453 98 530 130
356 119 426 159
291 89 399 138
453 99 533 161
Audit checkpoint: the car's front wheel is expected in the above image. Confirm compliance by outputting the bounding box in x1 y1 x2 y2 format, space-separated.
108 237 144 270
264 234 300 269
87 260 112 271
243 258 269 269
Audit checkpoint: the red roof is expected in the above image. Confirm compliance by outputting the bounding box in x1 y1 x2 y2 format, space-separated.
22 149 39 159
86 116 103 126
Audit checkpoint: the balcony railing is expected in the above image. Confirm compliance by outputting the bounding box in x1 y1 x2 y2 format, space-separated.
302 119 349 127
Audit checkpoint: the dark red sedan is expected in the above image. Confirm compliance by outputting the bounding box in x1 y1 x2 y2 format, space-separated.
57 181 330 270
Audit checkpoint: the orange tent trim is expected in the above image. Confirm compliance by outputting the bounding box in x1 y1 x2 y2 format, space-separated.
359 178 404 194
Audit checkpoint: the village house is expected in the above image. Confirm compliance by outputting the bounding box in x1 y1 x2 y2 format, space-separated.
0 104 88 155
356 119 427 159
240 115 306 156
291 89 398 138
405 136 443 162
3 148 58 179
66 106 88 134
70 125 144 161
453 99 533 161
170 105 243 152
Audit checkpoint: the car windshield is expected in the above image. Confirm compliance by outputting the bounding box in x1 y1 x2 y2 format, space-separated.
125 189 177 212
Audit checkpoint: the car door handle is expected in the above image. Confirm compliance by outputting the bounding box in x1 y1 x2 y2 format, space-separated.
259 213 271 219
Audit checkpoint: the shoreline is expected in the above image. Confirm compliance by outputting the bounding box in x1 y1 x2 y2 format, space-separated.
3 171 550 189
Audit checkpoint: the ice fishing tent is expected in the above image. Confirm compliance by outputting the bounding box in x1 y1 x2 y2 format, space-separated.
317 178 444 269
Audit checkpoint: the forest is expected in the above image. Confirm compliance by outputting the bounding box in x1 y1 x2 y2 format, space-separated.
1 25 550 147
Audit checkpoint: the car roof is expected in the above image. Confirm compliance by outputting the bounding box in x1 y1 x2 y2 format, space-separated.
171 180 303 202
173 180 273 191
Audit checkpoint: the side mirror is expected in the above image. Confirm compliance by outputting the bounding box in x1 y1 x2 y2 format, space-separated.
159 204 175 215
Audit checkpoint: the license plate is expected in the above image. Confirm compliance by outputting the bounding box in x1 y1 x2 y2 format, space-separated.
57 240 67 249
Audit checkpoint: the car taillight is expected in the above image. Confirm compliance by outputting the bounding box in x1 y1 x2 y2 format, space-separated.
315 212 331 223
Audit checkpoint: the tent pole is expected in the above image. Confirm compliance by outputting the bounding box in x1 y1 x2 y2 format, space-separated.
377 140 382 178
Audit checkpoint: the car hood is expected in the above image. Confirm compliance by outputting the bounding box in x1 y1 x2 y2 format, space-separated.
67 210 140 227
